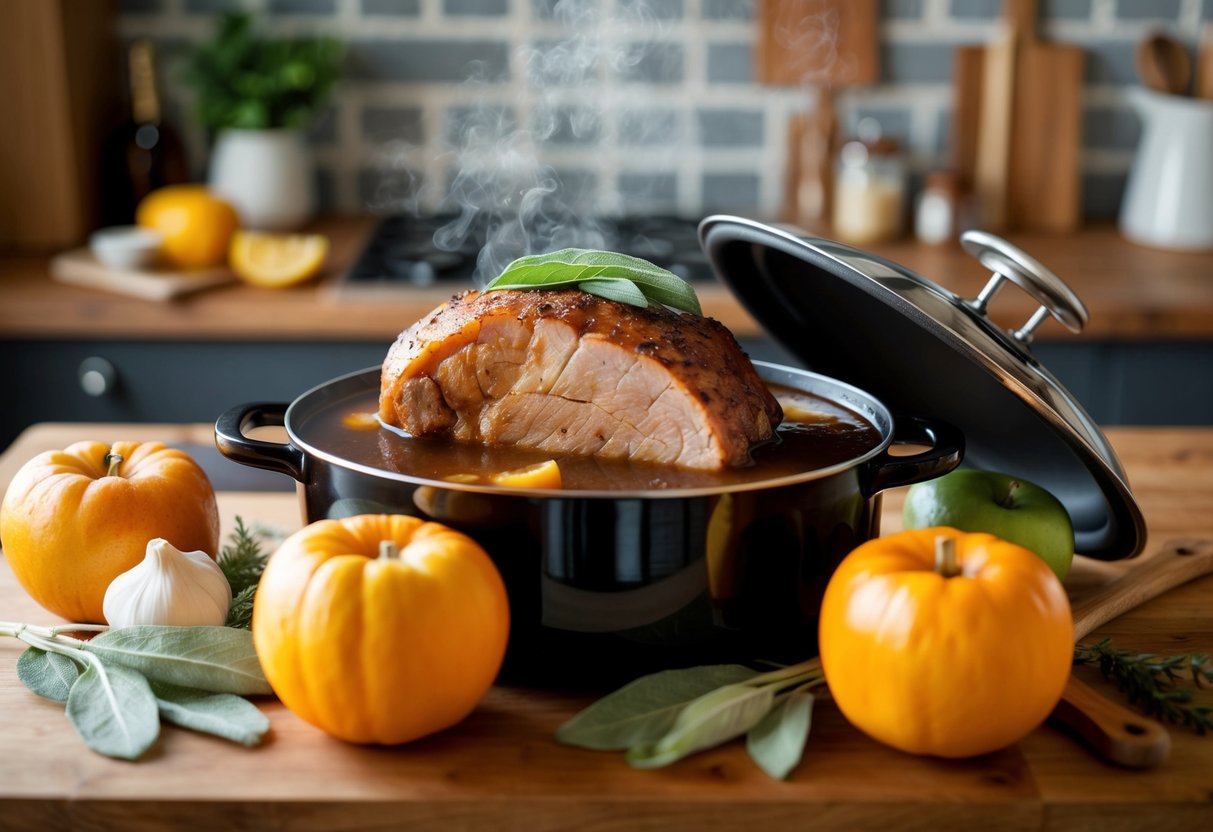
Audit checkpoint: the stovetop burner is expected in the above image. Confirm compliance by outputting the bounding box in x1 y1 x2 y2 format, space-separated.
343 214 717 290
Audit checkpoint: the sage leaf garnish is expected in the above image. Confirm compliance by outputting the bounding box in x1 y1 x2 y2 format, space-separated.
746 688 815 781
65 661 160 761
484 248 703 315
82 626 272 696
16 646 82 703
150 680 270 747
556 664 759 750
625 682 776 769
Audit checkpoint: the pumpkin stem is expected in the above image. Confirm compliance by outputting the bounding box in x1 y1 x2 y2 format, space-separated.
378 540 399 561
935 535 961 578
104 452 125 478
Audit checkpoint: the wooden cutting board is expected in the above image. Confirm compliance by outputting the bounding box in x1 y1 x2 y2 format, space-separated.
756 0 879 87
50 248 236 301
952 0 1084 233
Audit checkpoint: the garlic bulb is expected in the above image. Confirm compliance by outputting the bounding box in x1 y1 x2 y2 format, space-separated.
103 538 232 627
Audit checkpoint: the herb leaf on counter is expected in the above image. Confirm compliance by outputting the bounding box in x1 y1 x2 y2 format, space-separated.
82 626 273 696
16 646 81 703
1074 639 1213 733
151 680 271 747
746 687 816 781
66 660 160 761
484 248 703 315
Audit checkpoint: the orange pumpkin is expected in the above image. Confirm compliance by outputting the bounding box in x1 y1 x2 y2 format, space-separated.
252 514 510 745
0 441 220 623
818 527 1072 758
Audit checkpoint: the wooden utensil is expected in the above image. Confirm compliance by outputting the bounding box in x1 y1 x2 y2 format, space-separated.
784 88 837 232
952 0 1084 233
1195 27 1213 100
1136 33 1192 96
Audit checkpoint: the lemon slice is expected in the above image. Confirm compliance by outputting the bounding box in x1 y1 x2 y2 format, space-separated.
229 231 329 288
489 460 562 489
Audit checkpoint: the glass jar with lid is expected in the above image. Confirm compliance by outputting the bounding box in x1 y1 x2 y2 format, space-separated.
831 118 907 246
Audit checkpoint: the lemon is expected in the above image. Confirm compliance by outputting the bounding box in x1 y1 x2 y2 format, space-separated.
136 185 239 269
229 231 329 288
489 460 562 489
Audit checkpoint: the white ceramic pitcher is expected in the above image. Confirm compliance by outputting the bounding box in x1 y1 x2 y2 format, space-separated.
1119 87 1213 251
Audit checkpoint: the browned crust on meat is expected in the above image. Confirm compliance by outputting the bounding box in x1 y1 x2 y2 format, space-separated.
379 289 782 468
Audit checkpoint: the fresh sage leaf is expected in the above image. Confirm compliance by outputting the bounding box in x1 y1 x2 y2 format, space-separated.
82 626 272 696
556 664 759 750
16 647 82 703
150 680 270 747
746 689 815 781
625 682 776 769
578 277 649 308
484 248 703 315
65 661 160 761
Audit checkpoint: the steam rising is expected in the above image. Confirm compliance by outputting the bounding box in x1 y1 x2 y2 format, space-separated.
399 0 679 285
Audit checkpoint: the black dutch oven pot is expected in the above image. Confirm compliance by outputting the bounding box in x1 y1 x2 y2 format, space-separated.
216 361 961 685
216 216 1145 685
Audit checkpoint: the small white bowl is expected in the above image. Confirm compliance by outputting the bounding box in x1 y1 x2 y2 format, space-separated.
89 226 164 271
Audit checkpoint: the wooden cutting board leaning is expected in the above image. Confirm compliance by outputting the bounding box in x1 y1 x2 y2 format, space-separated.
952 0 1084 233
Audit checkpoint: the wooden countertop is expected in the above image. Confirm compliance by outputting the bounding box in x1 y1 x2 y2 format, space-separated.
1 219 1211 342
2 422 1213 828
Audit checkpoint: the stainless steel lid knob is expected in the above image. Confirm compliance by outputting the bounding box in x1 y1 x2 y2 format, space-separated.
959 229 1089 345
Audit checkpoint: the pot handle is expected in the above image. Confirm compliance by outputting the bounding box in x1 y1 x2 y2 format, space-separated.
214 402 306 482
863 415 964 496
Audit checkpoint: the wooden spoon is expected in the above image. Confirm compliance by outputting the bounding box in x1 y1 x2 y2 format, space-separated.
1136 33 1192 96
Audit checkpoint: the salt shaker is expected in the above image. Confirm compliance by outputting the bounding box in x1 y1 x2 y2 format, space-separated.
832 118 907 246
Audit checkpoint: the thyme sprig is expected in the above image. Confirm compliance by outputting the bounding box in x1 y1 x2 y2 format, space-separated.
1074 639 1213 733
217 517 274 629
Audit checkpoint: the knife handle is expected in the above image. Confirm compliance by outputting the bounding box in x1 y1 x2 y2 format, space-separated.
1049 675 1171 768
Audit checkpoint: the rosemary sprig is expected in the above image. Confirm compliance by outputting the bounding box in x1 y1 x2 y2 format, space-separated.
1073 638 1213 734
217 517 272 629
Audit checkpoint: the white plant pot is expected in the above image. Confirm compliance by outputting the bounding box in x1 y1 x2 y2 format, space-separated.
208 129 316 231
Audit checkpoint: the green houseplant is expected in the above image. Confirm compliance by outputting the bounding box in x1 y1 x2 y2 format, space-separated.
182 12 343 230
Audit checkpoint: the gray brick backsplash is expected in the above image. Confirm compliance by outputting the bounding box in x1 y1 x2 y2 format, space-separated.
1116 0 1182 20
703 173 760 212
184 0 241 12
1082 172 1127 220
1083 106 1141 151
362 0 421 14
702 0 752 20
850 107 912 146
363 107 426 145
619 109 684 145
1205 0 1213 20
882 42 956 84
121 0 1191 220
619 42 685 84
618 172 678 207
552 169 599 206
347 40 511 83
949 0 999 18
445 106 518 147
1085 41 1141 85
620 0 683 19
882 0 924 19
697 109 764 147
308 106 340 146
707 43 752 84
445 0 510 16
537 106 603 144
315 166 337 213
268 0 336 13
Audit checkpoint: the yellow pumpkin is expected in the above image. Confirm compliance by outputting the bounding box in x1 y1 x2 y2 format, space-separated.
252 514 510 745
0 441 220 623
818 527 1072 758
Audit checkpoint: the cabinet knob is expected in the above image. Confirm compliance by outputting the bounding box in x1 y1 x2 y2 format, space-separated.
78 356 117 397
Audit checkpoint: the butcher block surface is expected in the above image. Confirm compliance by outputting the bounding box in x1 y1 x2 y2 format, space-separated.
1 423 1212 829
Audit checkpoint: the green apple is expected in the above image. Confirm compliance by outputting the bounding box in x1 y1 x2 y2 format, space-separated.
902 469 1075 581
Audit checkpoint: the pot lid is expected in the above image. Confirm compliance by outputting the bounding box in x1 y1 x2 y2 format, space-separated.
699 215 1145 561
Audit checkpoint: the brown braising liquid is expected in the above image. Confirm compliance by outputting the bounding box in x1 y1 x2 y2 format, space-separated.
297 382 882 492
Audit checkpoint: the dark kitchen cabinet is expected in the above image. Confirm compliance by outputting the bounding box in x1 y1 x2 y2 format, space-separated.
3 337 1210 452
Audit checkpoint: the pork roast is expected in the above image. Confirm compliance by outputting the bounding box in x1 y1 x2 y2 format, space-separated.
378 289 782 471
